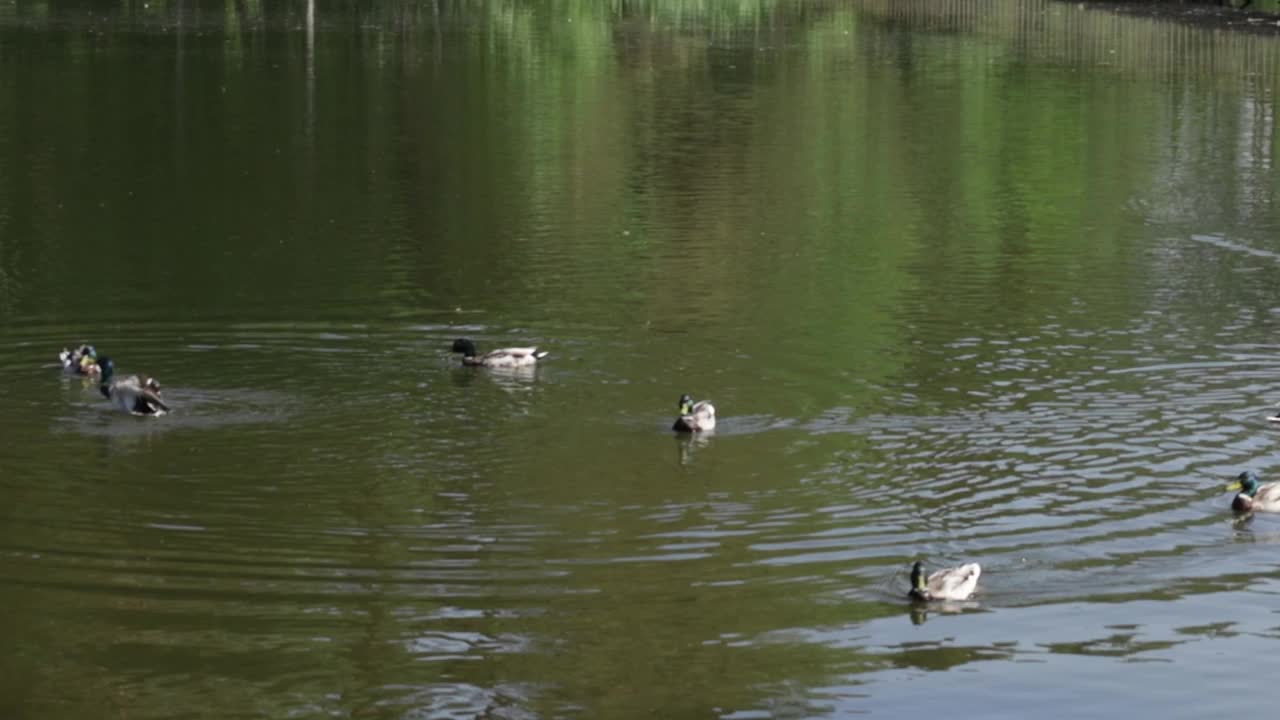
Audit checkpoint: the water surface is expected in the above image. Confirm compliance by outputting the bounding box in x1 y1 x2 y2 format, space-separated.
4 1 1280 717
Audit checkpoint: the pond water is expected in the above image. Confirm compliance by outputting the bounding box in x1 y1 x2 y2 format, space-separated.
4 0 1280 717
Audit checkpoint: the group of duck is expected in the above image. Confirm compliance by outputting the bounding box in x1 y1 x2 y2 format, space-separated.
61 337 1280 604
453 338 976 601
462 333 978 600
58 337 716 429
58 344 168 416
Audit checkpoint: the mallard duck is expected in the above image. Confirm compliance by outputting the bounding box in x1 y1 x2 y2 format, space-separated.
1226 471 1280 513
672 394 715 432
58 344 100 375
451 338 548 368
908 561 981 602
96 357 169 416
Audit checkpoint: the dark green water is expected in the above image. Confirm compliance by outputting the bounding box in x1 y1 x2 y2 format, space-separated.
4 0 1280 717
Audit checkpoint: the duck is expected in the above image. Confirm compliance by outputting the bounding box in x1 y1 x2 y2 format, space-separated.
1226 471 1280 513
451 338 548 368
908 561 981 602
58 344 100 375
672 394 715 432
96 357 169 416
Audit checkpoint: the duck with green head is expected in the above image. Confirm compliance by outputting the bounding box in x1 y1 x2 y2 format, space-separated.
97 357 169 416
451 338 548 368
58 344 100 376
1226 471 1280 513
672 393 715 432
908 560 981 602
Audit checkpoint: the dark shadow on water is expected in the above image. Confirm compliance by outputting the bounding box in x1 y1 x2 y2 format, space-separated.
448 366 481 388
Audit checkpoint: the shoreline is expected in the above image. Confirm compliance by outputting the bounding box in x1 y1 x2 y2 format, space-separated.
1079 1 1280 35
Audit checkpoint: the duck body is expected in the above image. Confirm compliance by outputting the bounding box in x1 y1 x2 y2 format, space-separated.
1227 471 1280 513
451 338 548 368
908 561 981 602
97 357 169 416
672 394 715 432
59 344 100 375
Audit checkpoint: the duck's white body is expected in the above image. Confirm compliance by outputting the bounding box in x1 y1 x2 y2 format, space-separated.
673 400 716 432
452 338 548 368
910 562 981 601
104 375 168 416
1235 484 1280 512
96 358 168 416
466 347 547 368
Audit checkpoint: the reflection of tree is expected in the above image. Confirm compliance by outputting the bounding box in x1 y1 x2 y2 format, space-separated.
1043 632 1181 658
887 642 1014 672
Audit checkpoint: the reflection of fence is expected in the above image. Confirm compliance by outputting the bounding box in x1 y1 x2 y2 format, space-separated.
855 0 1280 89
854 0 1280 227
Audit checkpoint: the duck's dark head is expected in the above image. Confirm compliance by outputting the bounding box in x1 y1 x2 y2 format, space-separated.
910 561 927 591
678 394 694 415
96 357 114 397
451 338 476 357
1228 471 1262 497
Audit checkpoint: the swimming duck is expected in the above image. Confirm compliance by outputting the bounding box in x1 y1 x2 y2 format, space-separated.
97 357 169 416
908 561 981 602
672 394 715 432
59 344 100 375
451 338 548 368
1226 471 1280 513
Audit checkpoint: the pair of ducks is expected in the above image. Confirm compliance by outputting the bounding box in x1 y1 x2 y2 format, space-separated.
910 469 1280 604
449 338 717 433
907 469 1280 603
59 344 168 416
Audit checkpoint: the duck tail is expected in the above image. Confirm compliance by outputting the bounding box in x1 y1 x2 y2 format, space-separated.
533 350 549 360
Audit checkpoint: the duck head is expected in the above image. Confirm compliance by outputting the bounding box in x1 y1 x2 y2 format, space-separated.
1228 471 1261 512
96 357 115 398
451 338 477 357
1227 471 1261 497
678 394 694 415
910 561 926 591
908 561 931 601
